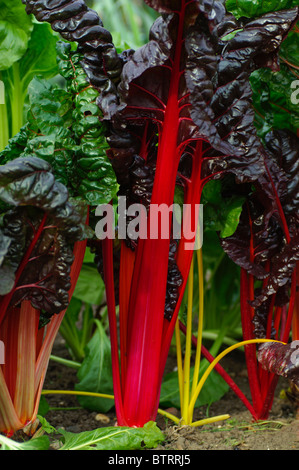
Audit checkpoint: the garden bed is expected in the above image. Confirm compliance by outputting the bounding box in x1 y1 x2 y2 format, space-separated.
40 335 299 451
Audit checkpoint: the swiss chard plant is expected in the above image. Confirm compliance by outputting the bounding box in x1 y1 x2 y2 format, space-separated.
1 0 298 437
221 128 299 418
221 0 299 419
0 21 119 434
0 156 88 435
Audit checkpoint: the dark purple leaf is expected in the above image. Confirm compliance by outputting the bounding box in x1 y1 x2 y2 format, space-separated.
222 129 299 308
107 1 298 322
263 129 299 222
251 231 299 307
0 156 87 316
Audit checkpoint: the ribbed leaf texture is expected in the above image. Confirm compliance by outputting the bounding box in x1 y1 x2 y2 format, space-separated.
20 0 299 425
258 341 299 386
22 0 124 118
222 129 299 312
21 0 299 323
0 156 87 323
0 41 119 207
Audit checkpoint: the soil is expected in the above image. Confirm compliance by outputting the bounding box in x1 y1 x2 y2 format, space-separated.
39 334 299 451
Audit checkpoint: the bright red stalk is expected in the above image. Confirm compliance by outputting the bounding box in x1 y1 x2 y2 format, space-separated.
120 7 186 427
240 262 297 419
240 269 263 415
119 242 135 394
292 263 299 340
102 236 127 426
155 141 204 411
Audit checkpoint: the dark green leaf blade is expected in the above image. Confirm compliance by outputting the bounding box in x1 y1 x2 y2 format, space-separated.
160 363 229 409
75 320 114 413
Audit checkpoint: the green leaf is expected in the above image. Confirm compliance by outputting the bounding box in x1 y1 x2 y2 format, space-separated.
19 23 59 92
202 180 245 238
58 421 164 450
75 320 114 413
159 362 229 410
0 42 119 206
37 396 50 417
0 0 33 71
250 65 299 138
60 298 94 362
225 0 298 19
0 434 50 450
73 264 105 305
37 415 58 435
280 25 299 69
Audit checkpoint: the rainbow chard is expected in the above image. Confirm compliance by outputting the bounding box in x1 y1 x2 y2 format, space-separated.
222 129 299 419
22 0 298 427
103 2 298 426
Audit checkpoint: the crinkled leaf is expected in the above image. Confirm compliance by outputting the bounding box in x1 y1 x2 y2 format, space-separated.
0 156 87 317
22 0 298 326
106 3 298 324
251 232 299 307
0 42 119 206
22 0 124 119
222 129 299 308
263 129 299 219
0 0 33 70
0 126 29 167
111 5 298 196
250 65 299 139
225 0 298 19
257 340 299 386
185 9 298 184
58 421 164 450
221 195 283 280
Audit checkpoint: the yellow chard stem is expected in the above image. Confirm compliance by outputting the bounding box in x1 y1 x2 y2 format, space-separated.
182 255 194 424
175 320 184 413
41 390 181 425
190 414 230 427
42 390 115 400
187 338 285 421
190 248 204 402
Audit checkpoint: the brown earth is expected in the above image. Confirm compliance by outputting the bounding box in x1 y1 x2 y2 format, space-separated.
40 334 299 451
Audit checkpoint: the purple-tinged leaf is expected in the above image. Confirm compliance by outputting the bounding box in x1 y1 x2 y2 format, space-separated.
222 130 299 307
251 231 299 307
258 341 299 386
